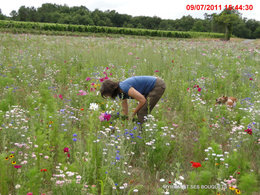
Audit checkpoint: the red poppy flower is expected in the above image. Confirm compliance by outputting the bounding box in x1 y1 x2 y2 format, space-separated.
190 161 201 168
80 108 84 111
244 128 252 135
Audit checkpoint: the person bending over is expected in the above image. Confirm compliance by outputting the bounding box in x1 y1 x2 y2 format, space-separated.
100 76 166 123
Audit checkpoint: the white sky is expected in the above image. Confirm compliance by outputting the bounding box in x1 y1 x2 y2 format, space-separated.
0 0 259 20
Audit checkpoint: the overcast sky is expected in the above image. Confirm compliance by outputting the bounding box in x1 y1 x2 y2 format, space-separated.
0 0 259 20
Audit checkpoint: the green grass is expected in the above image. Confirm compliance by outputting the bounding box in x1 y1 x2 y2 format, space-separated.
0 33 259 195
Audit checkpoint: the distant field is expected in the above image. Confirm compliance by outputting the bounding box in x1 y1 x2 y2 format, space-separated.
0 33 259 195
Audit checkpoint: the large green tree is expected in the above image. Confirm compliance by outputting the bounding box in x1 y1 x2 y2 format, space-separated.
214 9 240 40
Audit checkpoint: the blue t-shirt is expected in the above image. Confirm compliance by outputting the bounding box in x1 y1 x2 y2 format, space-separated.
118 76 157 99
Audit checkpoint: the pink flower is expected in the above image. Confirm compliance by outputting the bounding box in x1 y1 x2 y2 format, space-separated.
249 78 253 81
27 193 33 195
100 78 104 82
85 77 91 81
99 113 111 121
104 113 111 121
90 88 95 92
154 70 159 72
14 165 22 169
226 180 232 184
198 88 202 92
231 178 236 183
106 67 109 70
128 52 133 55
64 147 69 153
59 94 63 100
77 90 87 96
99 113 105 121
104 76 109 80
91 83 95 86
172 123 178 127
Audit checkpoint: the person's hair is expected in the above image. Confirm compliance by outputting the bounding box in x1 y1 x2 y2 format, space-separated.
100 79 120 99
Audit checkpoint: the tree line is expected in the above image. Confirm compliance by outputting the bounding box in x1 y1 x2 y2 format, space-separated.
0 3 259 39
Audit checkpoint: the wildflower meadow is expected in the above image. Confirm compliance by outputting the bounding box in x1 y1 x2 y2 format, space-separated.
0 33 259 195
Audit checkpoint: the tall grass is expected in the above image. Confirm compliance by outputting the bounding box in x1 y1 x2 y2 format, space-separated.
0 33 259 194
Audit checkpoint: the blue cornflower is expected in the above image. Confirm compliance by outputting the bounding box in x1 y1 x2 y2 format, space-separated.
73 133 77 137
137 136 142 139
73 138 77 141
115 154 120 160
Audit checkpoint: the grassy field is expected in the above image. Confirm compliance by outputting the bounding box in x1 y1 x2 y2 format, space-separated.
0 33 259 195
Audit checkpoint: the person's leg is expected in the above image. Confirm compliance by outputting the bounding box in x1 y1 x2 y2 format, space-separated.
137 78 166 123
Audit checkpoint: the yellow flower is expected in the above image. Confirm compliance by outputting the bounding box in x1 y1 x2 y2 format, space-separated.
9 154 14 158
229 186 235 191
215 163 220 166
5 157 9 160
11 161 16 165
217 192 221 195
49 121 54 124
235 189 241 194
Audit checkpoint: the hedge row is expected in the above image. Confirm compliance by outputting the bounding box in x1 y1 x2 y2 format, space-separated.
0 20 224 38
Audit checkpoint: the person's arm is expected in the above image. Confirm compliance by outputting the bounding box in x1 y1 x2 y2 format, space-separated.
128 87 146 117
122 99 128 116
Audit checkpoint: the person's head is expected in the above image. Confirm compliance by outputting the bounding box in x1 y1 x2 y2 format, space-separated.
100 79 120 99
